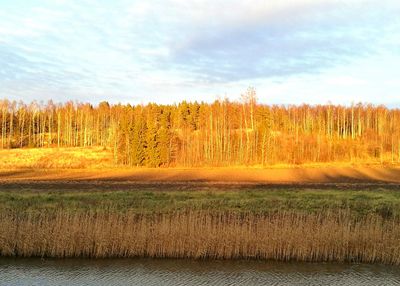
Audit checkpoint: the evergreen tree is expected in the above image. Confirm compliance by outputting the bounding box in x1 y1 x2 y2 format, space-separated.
130 110 147 166
158 107 172 166
145 104 162 167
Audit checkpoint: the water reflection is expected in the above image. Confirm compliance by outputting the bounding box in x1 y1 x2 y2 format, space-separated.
0 258 399 286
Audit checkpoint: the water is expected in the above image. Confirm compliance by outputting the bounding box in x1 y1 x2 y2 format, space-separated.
1 258 400 286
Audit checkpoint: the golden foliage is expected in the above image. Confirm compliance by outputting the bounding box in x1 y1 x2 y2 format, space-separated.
1 98 400 167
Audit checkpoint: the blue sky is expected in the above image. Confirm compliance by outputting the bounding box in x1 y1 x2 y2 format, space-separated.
0 0 399 106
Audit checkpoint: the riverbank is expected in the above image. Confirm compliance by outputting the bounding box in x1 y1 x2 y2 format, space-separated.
1 186 400 264
1 210 400 264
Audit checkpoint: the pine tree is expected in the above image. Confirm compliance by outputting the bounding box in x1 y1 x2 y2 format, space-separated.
145 104 162 167
159 107 172 166
130 109 147 166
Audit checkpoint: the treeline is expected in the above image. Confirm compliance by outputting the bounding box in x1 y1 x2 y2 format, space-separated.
1 89 400 167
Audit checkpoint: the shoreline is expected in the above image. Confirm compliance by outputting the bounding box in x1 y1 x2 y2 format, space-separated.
1 185 400 264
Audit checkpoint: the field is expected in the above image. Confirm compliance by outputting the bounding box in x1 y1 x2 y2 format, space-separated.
1 148 400 263
1 184 400 217
1 180 400 263
0 147 114 169
1 147 400 183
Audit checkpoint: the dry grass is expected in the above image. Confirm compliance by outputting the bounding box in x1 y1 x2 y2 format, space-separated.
0 147 113 169
1 147 399 264
1 147 400 183
1 210 400 264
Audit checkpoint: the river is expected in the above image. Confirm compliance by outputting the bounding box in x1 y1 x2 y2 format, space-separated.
1 258 399 285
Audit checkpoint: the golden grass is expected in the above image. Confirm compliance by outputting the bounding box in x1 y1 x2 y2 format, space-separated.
0 147 113 169
1 147 400 183
1 211 400 264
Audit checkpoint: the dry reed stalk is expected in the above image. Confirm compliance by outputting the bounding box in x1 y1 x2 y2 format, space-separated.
0 210 399 264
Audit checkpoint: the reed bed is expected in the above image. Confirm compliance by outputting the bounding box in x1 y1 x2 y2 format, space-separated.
1 210 400 264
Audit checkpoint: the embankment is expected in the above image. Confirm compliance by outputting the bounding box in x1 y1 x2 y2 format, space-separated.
1 187 400 263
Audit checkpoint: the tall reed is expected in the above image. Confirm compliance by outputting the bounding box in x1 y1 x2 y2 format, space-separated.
1 210 399 264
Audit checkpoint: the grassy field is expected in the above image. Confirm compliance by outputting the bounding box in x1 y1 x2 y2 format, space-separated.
1 185 400 263
1 148 400 263
1 147 400 184
0 147 114 169
0 187 399 218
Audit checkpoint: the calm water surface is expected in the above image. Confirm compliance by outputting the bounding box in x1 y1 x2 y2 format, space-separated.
1 258 400 286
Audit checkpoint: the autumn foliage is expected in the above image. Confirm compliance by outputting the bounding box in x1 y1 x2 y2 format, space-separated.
1 88 400 167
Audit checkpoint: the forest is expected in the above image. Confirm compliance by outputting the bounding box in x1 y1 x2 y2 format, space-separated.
1 88 400 167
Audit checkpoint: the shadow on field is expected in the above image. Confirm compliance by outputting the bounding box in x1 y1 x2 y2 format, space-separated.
1 166 400 192
1 166 400 183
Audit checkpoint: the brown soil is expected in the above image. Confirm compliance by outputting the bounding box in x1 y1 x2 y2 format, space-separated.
0 166 400 187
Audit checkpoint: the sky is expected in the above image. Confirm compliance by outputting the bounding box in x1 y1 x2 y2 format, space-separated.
0 0 399 106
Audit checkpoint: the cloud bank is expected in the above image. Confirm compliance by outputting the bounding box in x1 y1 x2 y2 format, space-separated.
0 0 399 105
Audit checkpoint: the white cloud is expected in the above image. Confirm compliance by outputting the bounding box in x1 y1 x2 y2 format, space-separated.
0 0 399 105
